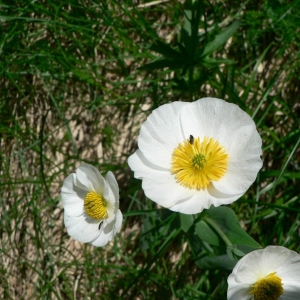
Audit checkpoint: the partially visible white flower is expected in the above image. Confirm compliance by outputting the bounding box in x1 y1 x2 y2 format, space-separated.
128 98 262 214
61 163 122 247
227 246 300 300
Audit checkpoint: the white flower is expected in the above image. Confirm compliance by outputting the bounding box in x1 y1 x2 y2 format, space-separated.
227 246 300 300
61 163 122 247
128 98 262 214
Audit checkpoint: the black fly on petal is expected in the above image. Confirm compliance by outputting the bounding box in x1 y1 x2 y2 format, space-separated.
189 135 194 145
98 221 104 230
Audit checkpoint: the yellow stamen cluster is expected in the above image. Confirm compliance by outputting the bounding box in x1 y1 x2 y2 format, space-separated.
171 136 228 190
84 191 108 220
249 272 284 300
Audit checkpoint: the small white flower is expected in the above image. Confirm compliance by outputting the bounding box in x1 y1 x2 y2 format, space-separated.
227 246 300 300
61 163 122 247
128 98 262 214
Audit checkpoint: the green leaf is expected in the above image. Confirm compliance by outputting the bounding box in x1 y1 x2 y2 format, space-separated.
150 40 184 60
196 245 256 270
227 244 245 260
196 253 238 270
226 246 235 260
202 21 240 57
181 0 203 59
188 232 203 256
201 57 236 67
181 6 193 56
204 206 261 249
179 213 194 233
195 220 220 246
138 58 185 71
232 247 245 257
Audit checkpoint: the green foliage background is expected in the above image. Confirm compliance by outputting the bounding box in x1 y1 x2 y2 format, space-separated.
1 0 299 299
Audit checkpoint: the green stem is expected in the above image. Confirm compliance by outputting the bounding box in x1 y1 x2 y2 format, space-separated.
188 65 194 101
205 218 232 247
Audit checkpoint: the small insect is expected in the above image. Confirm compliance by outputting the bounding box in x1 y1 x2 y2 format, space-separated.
98 221 104 230
189 135 194 145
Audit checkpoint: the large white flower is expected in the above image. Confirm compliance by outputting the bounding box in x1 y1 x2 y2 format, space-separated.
227 246 300 300
128 98 262 214
61 163 122 247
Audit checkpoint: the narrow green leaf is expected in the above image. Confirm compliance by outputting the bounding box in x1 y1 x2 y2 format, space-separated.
202 21 240 57
138 59 185 71
242 43 273 103
201 57 236 67
150 40 184 60
181 7 192 55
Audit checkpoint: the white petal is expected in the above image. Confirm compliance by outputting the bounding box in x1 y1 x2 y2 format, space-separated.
113 209 123 234
61 173 86 216
227 275 251 300
103 173 119 223
281 281 300 299
63 202 85 217
212 156 262 195
180 98 259 151
106 171 119 200
137 101 188 169
207 184 243 205
91 209 123 247
259 246 291 274
171 186 243 214
170 190 211 214
129 150 196 209
234 247 288 283
104 171 119 205
75 168 93 191
141 175 196 210
223 122 262 160
181 98 226 139
64 213 101 243
234 250 266 283
276 247 300 280
212 124 262 195
128 149 167 180
91 227 114 247
76 163 105 194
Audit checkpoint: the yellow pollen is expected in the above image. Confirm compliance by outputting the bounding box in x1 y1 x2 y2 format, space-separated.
249 272 284 300
84 191 108 220
171 136 228 189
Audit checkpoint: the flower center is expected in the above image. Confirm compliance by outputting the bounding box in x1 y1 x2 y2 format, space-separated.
84 191 108 220
249 272 284 300
171 136 228 189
